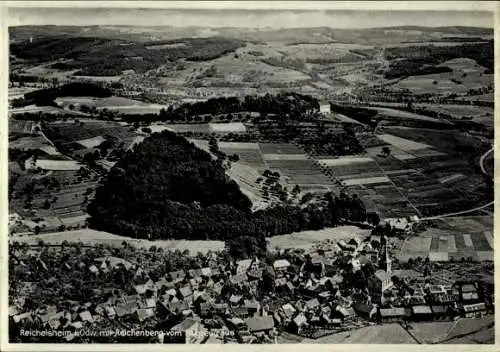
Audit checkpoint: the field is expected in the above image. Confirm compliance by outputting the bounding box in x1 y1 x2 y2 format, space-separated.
9 166 100 231
10 103 90 117
26 159 81 171
457 92 494 103
9 119 34 135
370 107 445 124
268 226 371 251
302 323 416 344
415 103 494 126
9 229 225 255
44 120 136 149
218 142 266 168
377 134 431 151
9 135 51 150
167 123 211 134
55 96 168 114
398 216 493 262
209 122 247 133
391 58 493 95
157 51 312 88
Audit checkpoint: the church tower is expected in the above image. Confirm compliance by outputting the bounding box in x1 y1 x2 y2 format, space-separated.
378 234 392 274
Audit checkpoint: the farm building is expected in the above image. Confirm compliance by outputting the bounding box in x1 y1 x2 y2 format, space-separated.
378 307 410 323
319 102 331 114
462 303 487 318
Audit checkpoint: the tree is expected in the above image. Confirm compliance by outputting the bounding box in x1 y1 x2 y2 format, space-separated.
68 104 75 110
228 154 240 162
381 146 391 156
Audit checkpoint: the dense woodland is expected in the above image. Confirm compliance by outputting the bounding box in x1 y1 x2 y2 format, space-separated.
88 131 369 243
383 41 494 79
11 36 244 76
12 82 112 108
173 93 320 119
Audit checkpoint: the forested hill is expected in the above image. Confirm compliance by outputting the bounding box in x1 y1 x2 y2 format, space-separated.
87 131 252 239
87 130 370 241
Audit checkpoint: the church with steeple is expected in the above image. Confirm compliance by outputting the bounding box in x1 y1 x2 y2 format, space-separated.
367 234 393 303
378 234 392 274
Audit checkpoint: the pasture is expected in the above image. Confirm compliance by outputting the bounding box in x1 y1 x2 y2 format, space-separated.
370 107 444 123
415 103 493 126
301 323 416 344
268 226 371 251
9 229 225 255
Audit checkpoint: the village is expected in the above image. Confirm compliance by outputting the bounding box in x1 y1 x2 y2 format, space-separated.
8 227 494 344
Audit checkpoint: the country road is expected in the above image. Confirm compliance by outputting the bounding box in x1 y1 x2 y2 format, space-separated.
479 147 493 176
419 146 494 221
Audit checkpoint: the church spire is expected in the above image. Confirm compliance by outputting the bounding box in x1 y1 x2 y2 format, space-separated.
378 234 391 274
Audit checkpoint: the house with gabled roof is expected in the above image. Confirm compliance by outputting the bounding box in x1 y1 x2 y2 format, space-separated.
230 273 247 286
178 286 193 302
12 311 33 325
200 267 212 278
213 303 228 316
280 303 296 321
305 298 320 310
78 311 93 323
243 299 260 315
229 294 243 307
105 306 116 319
115 303 138 318
169 300 189 315
245 316 274 334
291 313 308 334
122 294 139 304
168 270 186 282
8 306 19 317
233 307 250 318
135 308 155 323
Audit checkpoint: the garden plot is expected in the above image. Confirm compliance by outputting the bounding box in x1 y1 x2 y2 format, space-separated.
218 142 266 168
317 156 374 167
342 176 391 186
264 154 309 161
259 143 304 155
266 159 333 186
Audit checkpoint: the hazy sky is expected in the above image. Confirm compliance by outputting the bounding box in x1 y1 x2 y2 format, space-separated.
8 8 494 29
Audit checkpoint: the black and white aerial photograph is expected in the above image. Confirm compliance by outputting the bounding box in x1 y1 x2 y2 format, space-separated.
4 2 496 346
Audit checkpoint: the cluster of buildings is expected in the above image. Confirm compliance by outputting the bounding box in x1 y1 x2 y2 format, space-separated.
9 233 494 343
